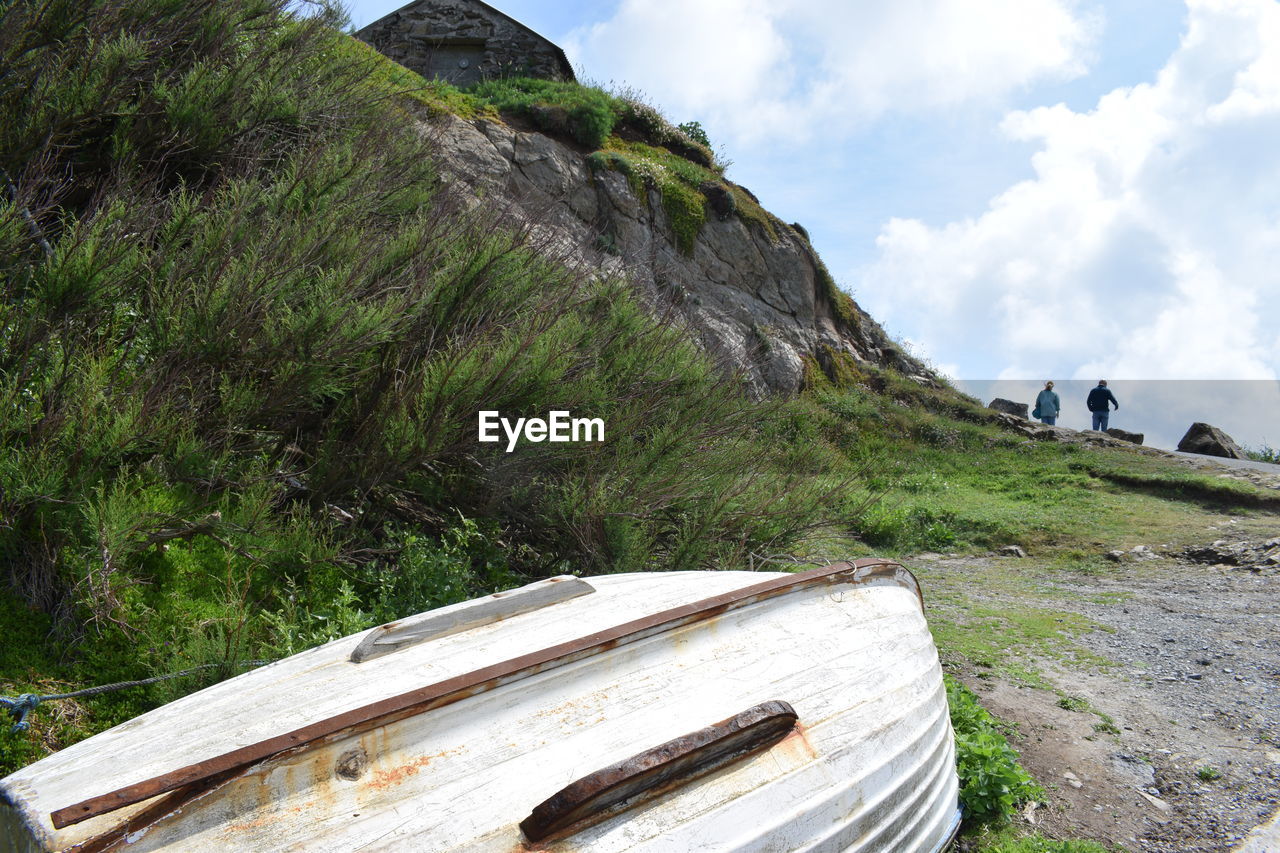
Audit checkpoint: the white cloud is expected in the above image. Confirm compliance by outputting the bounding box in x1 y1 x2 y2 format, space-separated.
564 0 1096 145
862 0 1280 381
565 0 790 116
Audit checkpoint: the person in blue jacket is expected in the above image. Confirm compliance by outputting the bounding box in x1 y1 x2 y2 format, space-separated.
1087 379 1119 430
1033 381 1060 425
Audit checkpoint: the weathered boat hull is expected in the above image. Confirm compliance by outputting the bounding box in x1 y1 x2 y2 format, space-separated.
2 561 961 851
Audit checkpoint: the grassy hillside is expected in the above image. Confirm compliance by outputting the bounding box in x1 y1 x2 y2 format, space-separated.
2 3 1275 845
0 0 839 770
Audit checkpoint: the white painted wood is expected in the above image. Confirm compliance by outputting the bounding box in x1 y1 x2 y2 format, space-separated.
0 570 960 852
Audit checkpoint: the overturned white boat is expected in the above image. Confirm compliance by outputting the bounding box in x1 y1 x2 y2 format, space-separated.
1 559 961 852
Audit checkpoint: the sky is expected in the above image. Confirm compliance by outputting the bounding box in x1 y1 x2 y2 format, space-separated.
346 0 1280 450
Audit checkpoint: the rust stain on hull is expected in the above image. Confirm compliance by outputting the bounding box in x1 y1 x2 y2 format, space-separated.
772 722 820 763
365 746 462 792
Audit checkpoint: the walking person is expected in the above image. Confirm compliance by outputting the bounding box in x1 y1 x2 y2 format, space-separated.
1087 379 1119 430
1033 381 1060 425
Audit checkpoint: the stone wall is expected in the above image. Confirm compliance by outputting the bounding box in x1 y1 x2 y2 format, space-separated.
357 0 572 87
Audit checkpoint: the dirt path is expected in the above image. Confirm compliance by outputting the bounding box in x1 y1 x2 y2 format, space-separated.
915 531 1280 851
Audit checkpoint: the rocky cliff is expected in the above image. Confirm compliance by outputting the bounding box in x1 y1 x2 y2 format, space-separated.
427 114 934 396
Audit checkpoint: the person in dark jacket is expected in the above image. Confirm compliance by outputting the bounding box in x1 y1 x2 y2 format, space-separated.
1033 381 1060 425
1087 380 1119 430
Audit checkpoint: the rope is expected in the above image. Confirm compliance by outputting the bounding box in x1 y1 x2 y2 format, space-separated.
1 660 274 733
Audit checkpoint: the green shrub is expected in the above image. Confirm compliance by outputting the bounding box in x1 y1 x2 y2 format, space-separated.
467 77 622 147
947 676 1043 824
677 120 711 148
857 503 959 551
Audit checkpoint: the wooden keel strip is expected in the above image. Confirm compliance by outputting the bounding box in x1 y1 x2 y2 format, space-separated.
51 558 919 831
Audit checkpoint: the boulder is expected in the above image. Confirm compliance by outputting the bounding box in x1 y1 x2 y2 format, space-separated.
1177 422 1246 459
988 398 1029 419
1105 427 1144 445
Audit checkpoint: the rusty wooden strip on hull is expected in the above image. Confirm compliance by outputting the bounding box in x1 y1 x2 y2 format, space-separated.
521 700 800 842
50 559 915 831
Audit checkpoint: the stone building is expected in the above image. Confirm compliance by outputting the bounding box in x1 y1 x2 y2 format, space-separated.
356 1 574 87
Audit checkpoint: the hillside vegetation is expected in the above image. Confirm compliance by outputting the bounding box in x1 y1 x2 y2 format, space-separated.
0 0 845 769
2 4 1275 845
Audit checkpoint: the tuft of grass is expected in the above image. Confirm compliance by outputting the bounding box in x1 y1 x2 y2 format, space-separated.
814 256 859 326
729 185 782 242
459 78 716 169
965 826 1114 853
1243 442 1280 464
467 77 622 147
1196 765 1222 781
927 600 1109 684
327 36 494 119
589 137 723 254
1056 695 1090 712
615 96 716 167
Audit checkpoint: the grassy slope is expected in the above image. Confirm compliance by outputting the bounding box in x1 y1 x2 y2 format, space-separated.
2 5 1276 847
0 0 834 771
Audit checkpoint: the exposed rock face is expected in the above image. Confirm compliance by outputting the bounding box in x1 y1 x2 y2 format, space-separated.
1105 427 1144 445
990 414 1165 454
988 398 1028 419
1177 422 1246 459
358 1 573 87
428 115 930 395
1182 537 1280 570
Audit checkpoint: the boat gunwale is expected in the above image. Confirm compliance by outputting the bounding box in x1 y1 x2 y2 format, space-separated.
49 558 921 837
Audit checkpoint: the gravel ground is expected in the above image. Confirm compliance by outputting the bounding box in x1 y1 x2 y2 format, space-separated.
919 526 1280 852
1068 549 1280 850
